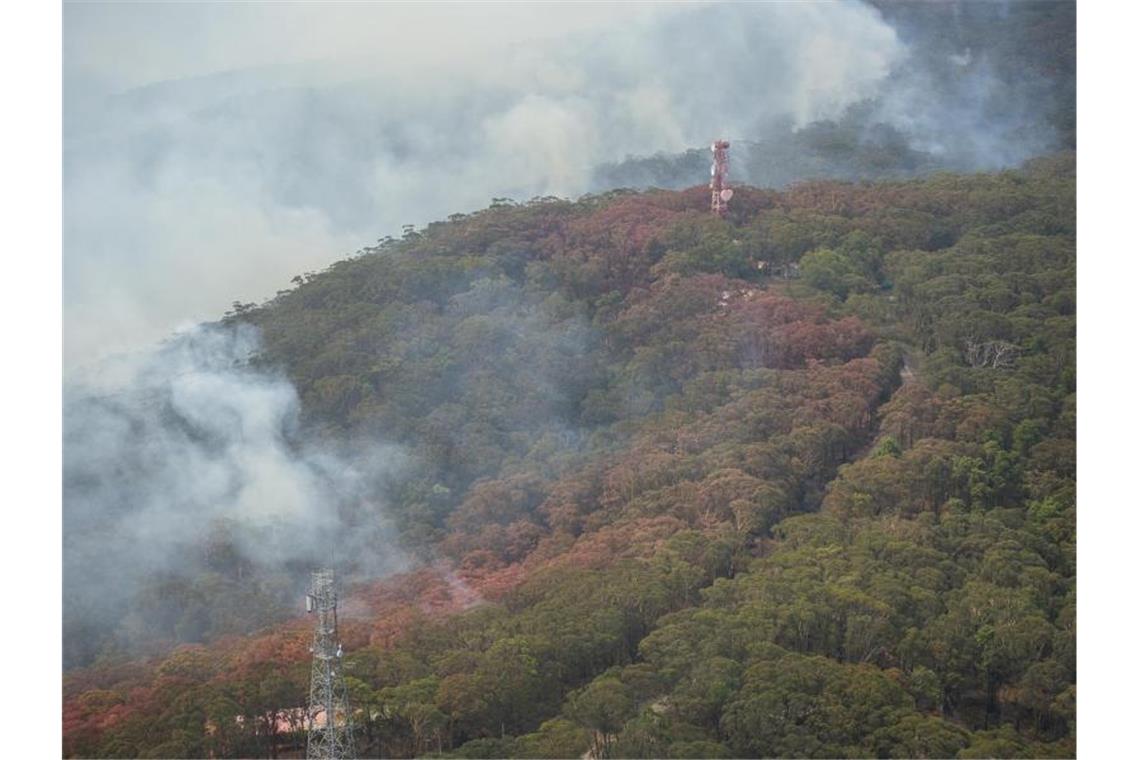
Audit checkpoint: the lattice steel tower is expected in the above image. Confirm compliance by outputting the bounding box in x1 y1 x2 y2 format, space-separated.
306 568 355 759
710 139 733 217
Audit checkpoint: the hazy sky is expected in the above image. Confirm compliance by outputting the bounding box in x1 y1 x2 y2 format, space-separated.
63 1 903 372
65 2 683 91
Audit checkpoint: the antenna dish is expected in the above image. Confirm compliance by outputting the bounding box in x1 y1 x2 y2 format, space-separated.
720 188 734 202
711 164 717 175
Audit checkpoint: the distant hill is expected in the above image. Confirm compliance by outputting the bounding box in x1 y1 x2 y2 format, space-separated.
595 1 1075 191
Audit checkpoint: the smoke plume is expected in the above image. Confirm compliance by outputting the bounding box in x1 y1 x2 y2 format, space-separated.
63 323 407 665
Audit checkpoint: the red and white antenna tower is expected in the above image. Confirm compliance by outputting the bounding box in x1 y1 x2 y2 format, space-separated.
710 139 732 217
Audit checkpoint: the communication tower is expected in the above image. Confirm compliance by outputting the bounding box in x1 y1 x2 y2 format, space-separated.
710 140 733 217
306 568 356 759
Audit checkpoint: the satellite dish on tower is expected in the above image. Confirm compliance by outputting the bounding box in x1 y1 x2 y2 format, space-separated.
720 188 734 202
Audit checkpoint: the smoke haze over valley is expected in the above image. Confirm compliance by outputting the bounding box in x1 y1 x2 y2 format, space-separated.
65 0 1072 371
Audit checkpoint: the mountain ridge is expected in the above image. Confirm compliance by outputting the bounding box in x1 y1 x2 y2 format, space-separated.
64 154 1075 758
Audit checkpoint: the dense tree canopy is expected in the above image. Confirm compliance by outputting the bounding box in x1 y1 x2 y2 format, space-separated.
64 154 1075 758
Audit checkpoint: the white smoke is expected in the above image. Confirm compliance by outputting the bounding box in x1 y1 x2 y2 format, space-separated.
63 323 408 662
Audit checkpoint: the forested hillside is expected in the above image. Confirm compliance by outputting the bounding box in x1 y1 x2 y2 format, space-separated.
63 154 1075 758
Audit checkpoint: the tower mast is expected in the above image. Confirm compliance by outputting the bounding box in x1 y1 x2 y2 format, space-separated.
710 139 732 217
306 568 355 759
